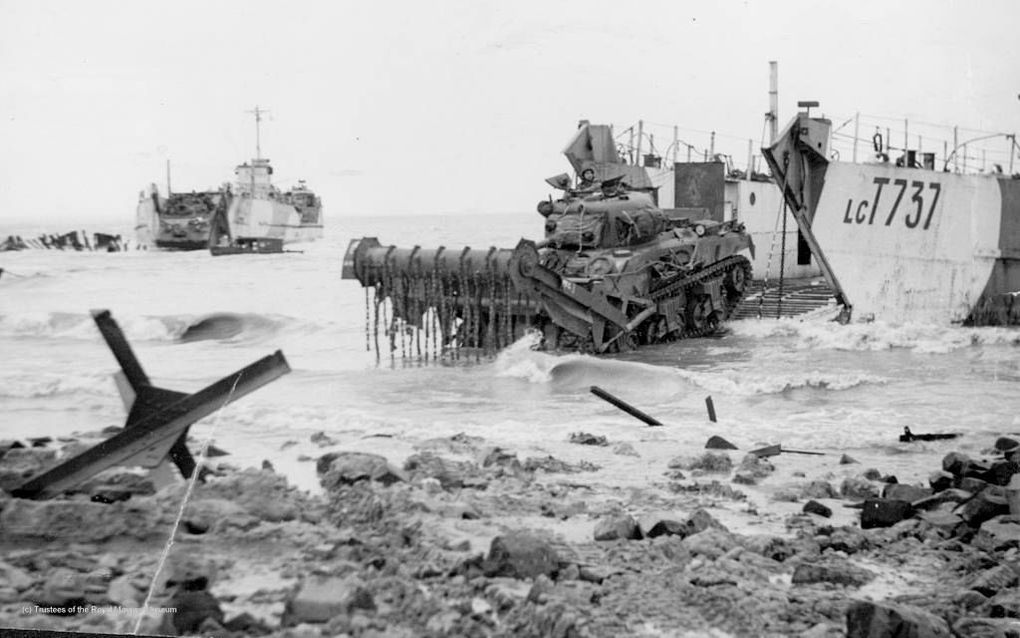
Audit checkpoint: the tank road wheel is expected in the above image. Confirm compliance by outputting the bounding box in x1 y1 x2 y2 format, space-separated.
686 297 714 336
622 331 639 351
725 265 747 297
705 310 720 334
645 317 669 345
608 331 639 353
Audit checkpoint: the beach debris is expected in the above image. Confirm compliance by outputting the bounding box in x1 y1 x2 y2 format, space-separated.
781 447 825 456
589 385 662 426
0 439 25 453
482 532 560 580
749 443 824 458
640 516 687 538
845 601 952 637
799 480 838 501
969 564 1020 597
569 432 609 446
841 477 880 501
976 517 1020 550
802 500 833 518
166 590 224 635
958 489 1010 528
403 452 477 489
11 310 290 500
0 499 144 543
840 453 859 464
749 444 781 458
682 527 739 559
792 560 876 587
479 446 521 470
705 396 717 422
732 471 758 485
203 444 229 457
705 435 737 450
994 436 1020 452
668 452 733 474
5 427 1020 638
611 442 640 457
860 498 915 529
881 483 932 502
523 455 600 474
0 448 58 491
283 575 375 625
928 470 954 491
900 426 960 442
1 230 130 252
593 513 641 541
310 431 339 447
738 453 775 478
317 451 407 488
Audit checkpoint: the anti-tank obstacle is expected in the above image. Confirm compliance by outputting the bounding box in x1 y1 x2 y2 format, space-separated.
11 310 290 500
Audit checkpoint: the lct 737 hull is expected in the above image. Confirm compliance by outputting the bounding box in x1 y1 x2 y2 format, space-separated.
815 163 1019 323
765 112 1020 325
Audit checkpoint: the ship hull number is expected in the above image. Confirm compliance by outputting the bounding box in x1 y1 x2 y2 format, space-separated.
843 177 942 230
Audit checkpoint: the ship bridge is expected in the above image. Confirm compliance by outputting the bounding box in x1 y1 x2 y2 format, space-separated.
234 158 276 199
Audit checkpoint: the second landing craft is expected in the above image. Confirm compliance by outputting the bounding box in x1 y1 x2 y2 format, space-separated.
135 107 323 252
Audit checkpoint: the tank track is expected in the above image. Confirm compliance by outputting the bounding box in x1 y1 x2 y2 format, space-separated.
550 255 753 352
649 255 753 340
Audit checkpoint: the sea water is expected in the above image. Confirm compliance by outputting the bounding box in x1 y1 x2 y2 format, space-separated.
1 213 1018 493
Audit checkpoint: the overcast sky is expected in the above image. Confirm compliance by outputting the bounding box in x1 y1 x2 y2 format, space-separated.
2 0 1018 225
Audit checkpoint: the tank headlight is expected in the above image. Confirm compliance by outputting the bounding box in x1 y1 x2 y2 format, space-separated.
695 224 706 237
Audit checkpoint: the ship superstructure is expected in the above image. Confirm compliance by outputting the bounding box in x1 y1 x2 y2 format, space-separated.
210 107 323 252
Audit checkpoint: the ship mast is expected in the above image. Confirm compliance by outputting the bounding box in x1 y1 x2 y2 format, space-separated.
247 105 270 160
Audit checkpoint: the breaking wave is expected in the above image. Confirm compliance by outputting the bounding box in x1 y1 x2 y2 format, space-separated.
492 331 884 395
0 310 307 343
672 368 886 396
730 317 1020 353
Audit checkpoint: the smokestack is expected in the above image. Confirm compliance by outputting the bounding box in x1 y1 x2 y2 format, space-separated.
769 61 778 144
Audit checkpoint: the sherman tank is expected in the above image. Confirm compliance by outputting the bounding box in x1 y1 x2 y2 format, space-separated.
342 175 754 356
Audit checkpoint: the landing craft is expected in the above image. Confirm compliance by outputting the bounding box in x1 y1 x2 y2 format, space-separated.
135 107 324 252
763 102 1020 325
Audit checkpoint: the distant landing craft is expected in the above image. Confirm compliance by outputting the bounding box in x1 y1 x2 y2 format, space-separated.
135 106 323 251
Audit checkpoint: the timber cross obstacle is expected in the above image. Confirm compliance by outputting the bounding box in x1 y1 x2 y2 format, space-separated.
11 309 290 500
